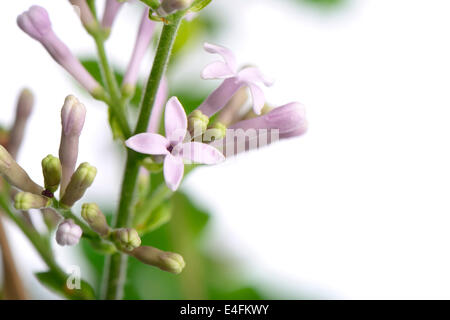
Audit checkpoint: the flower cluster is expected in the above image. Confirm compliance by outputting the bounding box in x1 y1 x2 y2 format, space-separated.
1 0 308 300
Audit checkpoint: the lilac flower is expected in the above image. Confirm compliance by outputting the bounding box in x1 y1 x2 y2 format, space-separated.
101 0 125 32
17 6 102 95
126 97 225 191
56 219 82 246
196 43 273 117
210 102 308 157
69 0 96 30
122 8 156 96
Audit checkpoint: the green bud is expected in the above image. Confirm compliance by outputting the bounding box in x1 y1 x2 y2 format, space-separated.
14 192 50 210
203 122 227 142
0 145 42 194
121 84 135 99
60 162 97 207
131 246 185 274
112 228 141 252
188 110 209 138
41 155 62 194
81 203 110 237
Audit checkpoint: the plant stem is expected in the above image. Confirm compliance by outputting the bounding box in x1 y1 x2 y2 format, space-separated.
101 13 183 300
93 36 131 138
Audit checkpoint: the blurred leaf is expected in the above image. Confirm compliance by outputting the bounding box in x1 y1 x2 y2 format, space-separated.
35 271 96 300
171 88 210 115
137 202 172 234
295 0 346 8
190 0 213 12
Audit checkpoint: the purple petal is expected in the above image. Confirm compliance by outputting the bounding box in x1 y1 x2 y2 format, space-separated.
125 133 169 155
163 153 184 191
165 97 187 146
203 43 238 74
17 6 52 41
237 67 274 87
148 77 168 133
201 61 236 80
248 83 266 115
180 142 225 165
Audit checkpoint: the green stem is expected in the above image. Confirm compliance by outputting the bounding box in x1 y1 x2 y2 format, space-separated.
101 13 183 300
0 195 65 279
93 36 131 138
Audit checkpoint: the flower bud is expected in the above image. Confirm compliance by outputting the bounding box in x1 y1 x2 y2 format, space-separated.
60 162 97 207
203 122 227 142
131 246 185 274
81 203 110 237
59 95 86 195
0 145 42 194
14 192 50 210
188 110 209 139
157 0 194 17
41 155 62 194
56 219 82 246
7 89 34 159
69 0 97 32
101 0 125 37
112 228 141 252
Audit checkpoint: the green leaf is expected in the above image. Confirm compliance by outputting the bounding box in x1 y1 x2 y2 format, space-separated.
190 0 213 12
35 271 96 300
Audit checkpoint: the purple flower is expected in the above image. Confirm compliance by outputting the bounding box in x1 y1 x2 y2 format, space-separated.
210 102 308 157
122 8 156 95
69 0 96 30
17 6 101 95
126 97 225 191
101 0 125 32
196 43 273 117
56 219 82 246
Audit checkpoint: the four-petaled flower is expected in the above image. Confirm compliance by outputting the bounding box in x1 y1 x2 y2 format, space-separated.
201 43 273 115
126 97 225 191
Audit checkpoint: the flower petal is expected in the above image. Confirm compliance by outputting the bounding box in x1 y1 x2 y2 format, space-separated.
237 67 273 87
125 133 169 155
248 83 266 115
180 142 225 165
201 61 236 80
203 43 238 74
163 153 184 191
165 97 187 146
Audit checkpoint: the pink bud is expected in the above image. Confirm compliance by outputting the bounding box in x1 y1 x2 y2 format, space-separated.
56 219 82 246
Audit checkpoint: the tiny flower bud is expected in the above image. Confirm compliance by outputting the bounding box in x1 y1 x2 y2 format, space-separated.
60 162 97 207
56 219 82 246
41 155 62 194
131 246 185 274
112 228 141 252
188 110 209 138
0 145 42 194
81 203 110 237
157 0 194 17
69 0 97 32
203 122 227 142
59 95 86 195
14 192 50 210
7 89 34 160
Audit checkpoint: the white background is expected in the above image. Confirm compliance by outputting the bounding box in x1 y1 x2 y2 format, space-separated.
1 0 450 299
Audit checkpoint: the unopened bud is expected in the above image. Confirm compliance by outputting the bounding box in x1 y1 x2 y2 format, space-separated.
7 89 34 159
69 0 98 32
203 122 227 142
60 162 97 207
81 203 110 237
131 246 185 274
41 155 61 194
188 110 209 139
59 95 86 195
112 228 141 252
14 192 50 210
157 0 194 17
56 219 82 246
0 145 42 194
